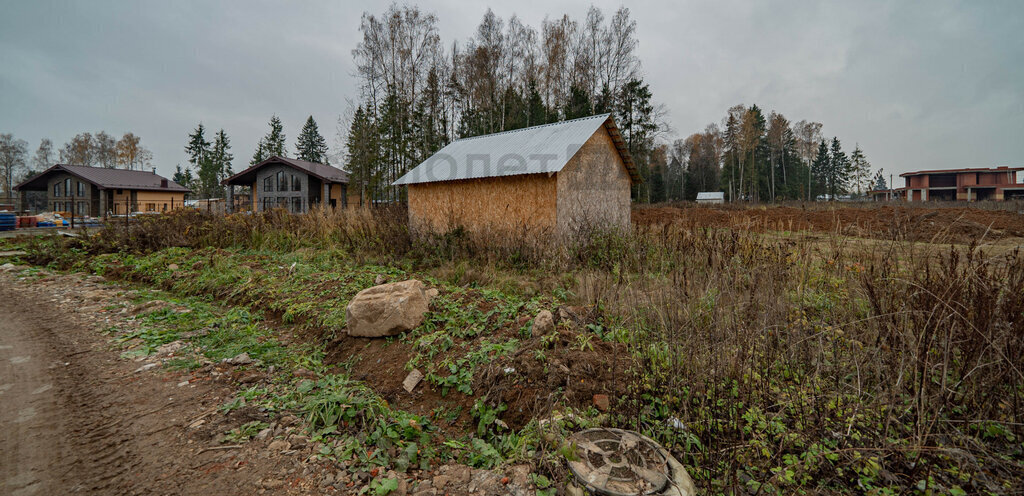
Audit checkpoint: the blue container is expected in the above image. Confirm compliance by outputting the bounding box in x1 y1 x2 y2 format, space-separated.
0 212 15 231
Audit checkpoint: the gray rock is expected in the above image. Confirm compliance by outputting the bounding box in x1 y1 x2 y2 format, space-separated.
402 369 424 393
134 362 159 373
224 352 253 365
533 310 554 335
346 280 429 338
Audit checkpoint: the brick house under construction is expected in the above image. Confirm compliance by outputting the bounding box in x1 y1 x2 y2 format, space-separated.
900 166 1024 201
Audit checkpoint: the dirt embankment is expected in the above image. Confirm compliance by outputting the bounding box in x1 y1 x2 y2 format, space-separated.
632 204 1024 243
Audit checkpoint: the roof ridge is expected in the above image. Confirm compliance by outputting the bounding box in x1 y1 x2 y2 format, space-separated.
451 113 611 143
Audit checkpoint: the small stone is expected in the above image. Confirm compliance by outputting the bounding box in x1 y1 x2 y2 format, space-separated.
374 274 386 285
156 340 185 355
134 362 159 373
256 428 273 440
593 394 610 412
268 439 291 451
288 434 309 449
293 368 316 379
532 310 554 335
177 380 190 387
425 288 439 301
224 352 253 365
322 472 335 487
402 369 424 393
168 263 179 271
262 479 284 489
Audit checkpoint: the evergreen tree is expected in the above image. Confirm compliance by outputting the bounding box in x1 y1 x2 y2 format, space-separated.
564 84 593 120
251 115 286 165
810 140 830 199
198 129 232 198
872 169 888 191
185 123 210 169
524 79 548 127
172 164 195 194
848 145 870 196
616 78 657 202
295 116 329 164
828 137 850 199
346 105 379 206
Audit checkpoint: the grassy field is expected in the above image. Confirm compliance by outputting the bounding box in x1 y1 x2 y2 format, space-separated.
10 204 1024 495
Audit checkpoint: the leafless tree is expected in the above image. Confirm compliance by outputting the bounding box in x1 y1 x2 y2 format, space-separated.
793 120 823 200
0 133 28 202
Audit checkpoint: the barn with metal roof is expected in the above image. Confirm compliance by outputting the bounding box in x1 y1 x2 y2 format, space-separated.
393 113 637 235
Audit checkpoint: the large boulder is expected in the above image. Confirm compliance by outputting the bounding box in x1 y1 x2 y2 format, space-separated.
346 279 430 338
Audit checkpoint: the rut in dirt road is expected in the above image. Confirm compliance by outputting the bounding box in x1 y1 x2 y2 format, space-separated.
0 278 314 496
0 283 141 494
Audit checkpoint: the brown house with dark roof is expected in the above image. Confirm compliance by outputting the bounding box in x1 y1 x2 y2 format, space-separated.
15 164 190 216
222 156 351 213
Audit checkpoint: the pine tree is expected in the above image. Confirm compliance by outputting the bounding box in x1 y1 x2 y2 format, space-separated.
346 105 378 206
828 137 849 199
252 116 286 165
848 145 870 196
185 124 210 169
172 164 195 193
872 169 887 191
616 78 657 202
810 140 830 200
295 116 329 164
524 79 548 127
198 129 232 198
564 84 593 120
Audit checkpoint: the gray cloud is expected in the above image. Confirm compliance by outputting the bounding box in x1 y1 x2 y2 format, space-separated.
2 0 1021 180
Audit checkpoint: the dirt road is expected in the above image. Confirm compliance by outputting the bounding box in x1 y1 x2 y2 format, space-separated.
0 277 310 495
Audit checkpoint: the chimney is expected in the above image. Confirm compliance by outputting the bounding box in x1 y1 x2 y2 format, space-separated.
152 167 157 174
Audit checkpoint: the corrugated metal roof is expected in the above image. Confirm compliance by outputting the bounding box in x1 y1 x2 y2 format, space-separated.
223 156 349 185
393 114 638 185
15 164 190 192
696 192 724 200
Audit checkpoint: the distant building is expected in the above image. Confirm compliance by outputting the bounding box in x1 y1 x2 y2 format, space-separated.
222 156 351 213
394 114 639 235
901 166 1024 201
15 164 189 216
695 192 724 204
868 187 906 201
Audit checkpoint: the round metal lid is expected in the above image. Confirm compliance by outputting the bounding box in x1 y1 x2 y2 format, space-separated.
567 428 670 496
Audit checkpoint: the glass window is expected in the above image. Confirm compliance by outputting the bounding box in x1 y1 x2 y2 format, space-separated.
64 178 71 196
77 182 86 196
276 197 285 209
264 176 273 192
146 203 156 212
292 175 301 191
292 197 301 212
78 201 87 214
276 171 285 191
53 183 60 196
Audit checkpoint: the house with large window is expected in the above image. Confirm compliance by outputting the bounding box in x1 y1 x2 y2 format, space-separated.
14 164 189 216
222 156 350 213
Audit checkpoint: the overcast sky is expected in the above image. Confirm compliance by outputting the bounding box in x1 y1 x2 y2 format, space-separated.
2 1 1022 181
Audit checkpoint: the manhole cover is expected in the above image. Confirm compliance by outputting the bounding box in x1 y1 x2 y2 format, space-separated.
567 428 670 496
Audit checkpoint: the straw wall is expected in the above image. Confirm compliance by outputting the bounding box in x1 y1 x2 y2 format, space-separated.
407 173 557 233
556 128 631 233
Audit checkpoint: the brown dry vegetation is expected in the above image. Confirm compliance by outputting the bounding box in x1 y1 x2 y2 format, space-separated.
16 203 1024 495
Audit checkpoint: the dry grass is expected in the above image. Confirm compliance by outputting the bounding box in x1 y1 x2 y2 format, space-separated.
23 205 1024 493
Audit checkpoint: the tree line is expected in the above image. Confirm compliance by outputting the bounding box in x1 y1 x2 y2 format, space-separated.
175 115 329 198
0 131 155 202
650 104 879 203
343 4 667 204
